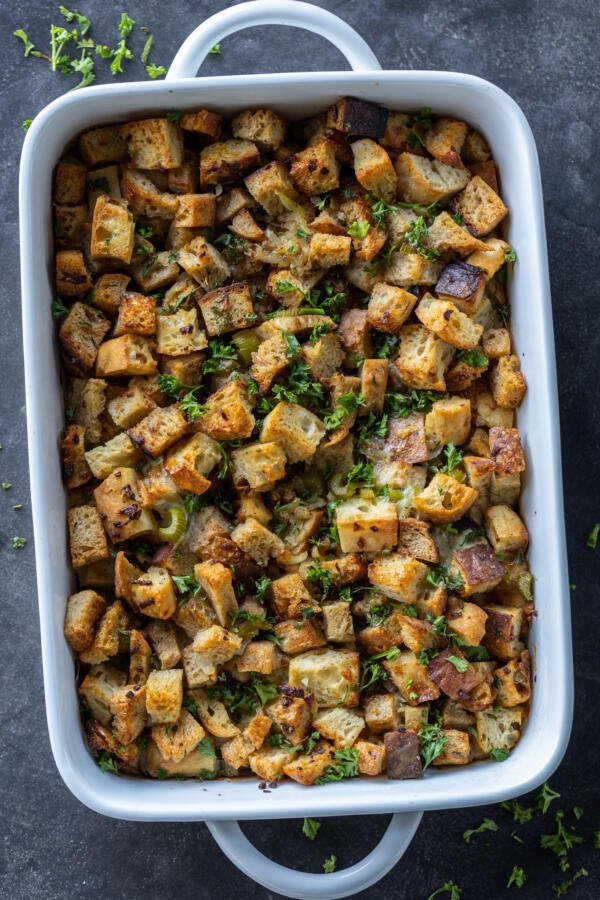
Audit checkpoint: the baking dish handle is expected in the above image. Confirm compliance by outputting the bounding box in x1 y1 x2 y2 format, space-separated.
206 811 422 899
166 0 381 79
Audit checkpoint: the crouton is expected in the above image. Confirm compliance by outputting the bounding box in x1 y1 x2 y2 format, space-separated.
351 138 397 201
360 609 436 655
425 397 471 447
435 260 486 314
64 589 107 652
249 333 289 394
176 236 230 290
396 518 439 563
120 168 179 219
191 625 243 665
79 664 126 725
475 391 514 430
143 736 218 778
274 620 326 655
490 355 527 409
96 335 157 378
110 683 147 744
180 108 222 138
120 118 183 169
195 379 255 441
364 694 400 733
427 211 489 256
321 601 355 643
396 324 453 391
445 600 488 646
107 380 156 429
431 728 470 766
326 97 387 139
493 653 531 708
174 193 216 228
358 358 388 413
415 294 484 350
452 176 508 237
368 283 417 333
465 237 511 279
236 640 283 676
229 208 266 243
483 328 511 359
59 303 111 375
129 629 152 684
126 405 187 458
54 204 86 249
282 740 335 785
230 440 286 492
79 125 127 166
90 195 135 264
92 273 131 315
145 669 183 725
267 690 314 745
384 250 442 287
249 746 295 781
484 505 529 553
395 152 469 204
78 600 129 665
54 157 87 205
128 566 178 620
191 689 239 738
307 233 352 269
260 402 325 463
198 282 255 336
164 432 220 493
313 707 364 748
155 307 207 356
84 432 140 480
200 139 260 186
231 518 285 567
451 542 504 596
369 412 429 464
232 108 285 150
315 554 367 586
68 505 109 568
268 573 312 620
424 117 468 168
290 140 340 195
384 651 440 705
489 426 526 476
93 467 154 542
194 561 238 627
61 424 91 489
151 709 205 763
475 706 522 754
113 292 156 337
288 648 360 707
336 497 398 554
244 161 298 216
337 308 372 367
413 473 478 524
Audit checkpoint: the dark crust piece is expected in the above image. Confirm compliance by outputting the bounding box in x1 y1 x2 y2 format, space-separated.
452 542 504 590
435 261 485 304
326 97 388 139
489 426 526 476
384 728 423 779
426 648 483 700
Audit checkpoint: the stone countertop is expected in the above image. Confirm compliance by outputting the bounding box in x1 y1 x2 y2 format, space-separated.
1 1 598 897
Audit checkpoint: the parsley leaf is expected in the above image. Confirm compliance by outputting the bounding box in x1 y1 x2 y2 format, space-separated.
404 215 440 261
541 811 583 871
385 389 439 417
51 296 70 319
347 220 370 239
315 748 359 784
427 880 462 900
427 567 464 592
322 855 337 873
254 575 272 604
447 655 468 673
419 722 447 769
507 865 526 888
324 391 366 430
463 817 498 844
305 565 334 599
489 748 511 761
302 817 321 840
552 868 588 896
537 781 561 814
456 348 488 368
97 752 119 774
586 523 600 549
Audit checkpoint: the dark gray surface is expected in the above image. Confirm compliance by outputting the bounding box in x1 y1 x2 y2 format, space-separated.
1 1 599 897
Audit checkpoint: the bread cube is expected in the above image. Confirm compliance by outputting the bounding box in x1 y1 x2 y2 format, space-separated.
351 138 397 201
191 689 239 739
236 640 282 676
59 302 111 375
282 740 336 785
423 117 468 168
396 518 438 563
194 561 238 627
490 355 527 409
155 307 207 356
465 237 511 279
425 397 471 447
451 542 504 596
396 324 453 391
383 651 440 704
327 97 387 138
79 664 126 725
435 261 486 314
200 139 260 186
274 620 326 655
54 156 87 205
475 707 522 755
250 333 289 394
180 108 222 138
91 273 130 316
413 472 478 524
453 175 508 237
364 694 400 733
196 379 255 441
106 380 155 430
313 707 364 749
110 683 147 745
244 160 298 216
93 466 154 542
128 629 152 685
249 746 295 781
143 620 181 670
475 392 514 431
54 204 86 249
267 690 313 745
129 566 177 620
96 335 157 378
126 405 187 457
358 358 387 414
336 309 372 367
426 211 489 256
151 709 205 763
290 140 340 195
164 432 219 493
416 295 484 350
229 441 285 493
384 250 442 287
489 426 526 476
355 740 386 776
483 605 524 660
395 152 469 204
336 497 398 554
359 609 436 655
231 518 285 567
145 669 183 725
120 168 179 219
482 328 510 359
177 235 230 290
431 729 470 766
67 505 109 568
445 600 488 645
64 589 106 652
315 554 367 586
368 283 417 334
191 625 242 666
121 117 183 169
198 281 255 336
307 233 351 269
288 649 360 708
493 653 531 708
268 573 312 620
174 193 216 228
90 195 135 264
485 505 529 553
79 125 127 165
260 402 325 463
78 601 129 665
61 424 91 490
231 107 285 150
84 432 139 480
113 293 156 337
321 601 354 643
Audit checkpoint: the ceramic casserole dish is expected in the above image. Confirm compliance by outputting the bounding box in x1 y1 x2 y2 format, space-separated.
19 2 573 897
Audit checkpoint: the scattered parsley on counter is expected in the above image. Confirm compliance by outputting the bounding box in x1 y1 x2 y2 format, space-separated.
586 523 599 549
427 881 462 900
302 817 321 840
463 817 499 844
12 536 26 549
506 865 526 888
322 854 337 873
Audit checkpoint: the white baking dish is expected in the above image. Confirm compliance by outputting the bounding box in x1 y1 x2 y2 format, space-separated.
19 2 573 897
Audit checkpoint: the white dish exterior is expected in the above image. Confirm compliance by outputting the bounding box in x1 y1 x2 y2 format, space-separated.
19 2 573 896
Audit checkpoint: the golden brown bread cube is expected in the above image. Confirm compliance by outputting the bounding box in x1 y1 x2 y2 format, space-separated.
452 175 508 237
84 433 140 480
180 109 223 139
79 125 127 165
267 691 314 745
367 283 417 334
230 517 285 567
307 233 352 269
54 157 87 205
493 652 531 708
490 355 527 409
64 589 107 652
283 740 335 785
244 160 299 216
56 250 93 297
194 560 238 627
59 302 111 375
113 293 156 337
274 619 326 655
364 694 400 733
451 541 504 596
384 651 440 705
127 405 188 457
164 432 220 494
232 108 286 150
351 138 397 201
79 663 126 725
395 324 453 391
198 281 255 336
200 139 260 187
288 649 360 708
484 504 529 553
145 669 184 725
260 401 325 463
120 168 179 219
415 294 484 350
96 335 157 378
129 629 152 685
90 195 135 264
78 601 129 665
174 193 216 228
413 473 478 524
423 117 468 168
196 379 255 441
395 152 469 204
92 273 131 315
321 601 355 643
445 599 488 645
93 467 154 543
151 709 205 763
110 683 147 745
355 739 386 776
61 424 92 489
68 505 109 568
313 707 365 748
396 518 439 564
336 497 398 554
290 140 340 195
121 118 184 170
236 640 283 676
54 204 87 249
425 397 471 447
431 728 470 766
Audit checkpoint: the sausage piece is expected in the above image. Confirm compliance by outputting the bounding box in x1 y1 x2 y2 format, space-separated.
384 728 423 780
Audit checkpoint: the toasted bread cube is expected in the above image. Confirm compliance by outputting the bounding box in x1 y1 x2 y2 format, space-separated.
461 129 491 164
192 689 239 738
243 711 272 751
396 324 453 391
159 347 204 386
327 97 387 138
395 152 469 204
121 118 183 170
316 554 367 587
446 600 488 645
68 505 109 568
244 160 298 216
230 441 286 492
307 233 351 269
465 237 511 280
469 159 499 192
196 379 255 441
167 151 198 194
180 108 222 138
431 728 470 766
110 683 147 744
283 740 335 785
483 605 524 660
351 138 397 201
64 589 106 652
127 405 187 457
427 211 489 256
250 333 289 394
424 117 468 168
155 307 207 356
113 293 156 337
142 736 218 778
416 295 483 350
96 335 157 378
380 110 411 150
174 193 216 228
336 497 398 554
441 699 474 731
194 561 238 627
61 424 91 489
344 256 379 292
56 249 93 297
274 620 326 655
230 518 285 567
359 609 436 655
288 649 360 708
236 640 282 676
191 625 243 665
368 283 417 334
453 175 508 237
490 356 527 409
321 601 355 643
54 156 87 205
365 694 400 733
483 328 511 359
290 140 340 195
475 392 514 430
260 402 325 463
384 651 440 704
249 746 295 781
336 308 372 368
79 125 127 165
92 273 131 315
396 518 438 564
145 669 183 725
302 333 345 385
93 466 154 542
78 600 129 665
268 573 312 620
200 139 260 187
267 691 313 745
475 707 522 755
145 620 181 669
129 566 177 620
59 302 110 375
425 397 471 447
79 664 126 725
384 251 442 288
84 432 140 480
313 707 364 749
130 250 181 294
215 187 253 226
493 653 531 708
54 204 86 249
414 473 478 524
128 629 152 684
435 261 486 314
151 709 205 763
489 426 525 476
355 739 386 776
229 208 266 243
485 505 529 553
232 108 285 150
198 281 255 336
120 168 179 219
90 195 135 264
178 236 230 290
164 432 220 493
174 594 215 638
220 733 255 771
67 377 107 446
451 542 504 596
385 207 419 243
107 380 156 430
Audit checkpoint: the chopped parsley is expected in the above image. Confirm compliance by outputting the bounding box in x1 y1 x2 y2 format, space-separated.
12 536 26 549
324 391 366 430
97 752 119 774
427 567 464 592
385 389 440 418
302 817 321 840
489 748 511 761
347 219 370 239
456 348 489 368
419 722 447 769
463 817 499 844
322 855 337 873
586 523 600 549
427 881 462 900
404 215 440 261
315 747 359 784
507 865 527 888
447 655 469 673
541 810 583 871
